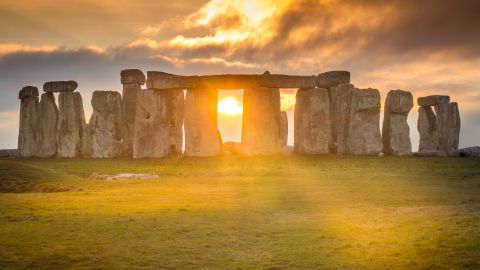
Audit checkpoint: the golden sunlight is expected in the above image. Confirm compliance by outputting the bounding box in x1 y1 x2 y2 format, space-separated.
218 97 243 115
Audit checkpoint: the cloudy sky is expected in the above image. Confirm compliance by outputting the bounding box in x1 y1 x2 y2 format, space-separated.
1 0 479 149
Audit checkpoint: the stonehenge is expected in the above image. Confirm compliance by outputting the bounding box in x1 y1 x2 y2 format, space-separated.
382 90 414 155
294 87 331 154
121 69 145 156
417 95 460 156
241 87 283 155
184 87 222 157
133 89 184 158
345 88 382 155
16 69 463 158
89 91 125 158
18 86 39 157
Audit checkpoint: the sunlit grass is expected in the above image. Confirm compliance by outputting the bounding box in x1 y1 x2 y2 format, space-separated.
0 156 479 269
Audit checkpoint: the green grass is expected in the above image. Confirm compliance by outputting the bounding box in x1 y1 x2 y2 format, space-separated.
0 155 479 269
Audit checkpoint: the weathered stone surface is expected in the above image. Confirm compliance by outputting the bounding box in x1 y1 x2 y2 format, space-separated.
382 90 413 155
57 92 87 158
316 71 350 88
413 150 447 157
43 81 78 93
280 111 288 147
121 69 146 85
0 149 18 157
327 83 354 154
121 83 141 157
89 91 124 158
18 86 39 100
294 87 331 154
417 95 450 107
18 89 39 157
434 102 460 154
345 88 382 155
133 89 184 158
417 106 438 151
36 93 58 157
241 87 283 155
459 146 480 157
184 87 221 156
147 72 317 90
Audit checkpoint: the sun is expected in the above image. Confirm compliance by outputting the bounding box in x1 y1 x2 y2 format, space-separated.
218 97 243 116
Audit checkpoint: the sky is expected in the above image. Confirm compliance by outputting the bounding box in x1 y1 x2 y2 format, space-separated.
1 0 479 149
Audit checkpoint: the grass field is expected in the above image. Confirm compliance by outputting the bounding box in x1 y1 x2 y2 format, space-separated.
0 155 479 269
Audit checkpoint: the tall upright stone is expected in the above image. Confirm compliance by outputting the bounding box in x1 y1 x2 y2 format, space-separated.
36 93 58 157
345 88 382 155
184 87 222 157
89 91 124 158
241 87 283 155
133 89 184 158
417 106 439 151
120 69 146 157
18 86 39 157
57 92 87 158
434 102 460 154
382 90 413 155
416 95 460 155
294 87 331 154
327 83 354 154
280 111 288 147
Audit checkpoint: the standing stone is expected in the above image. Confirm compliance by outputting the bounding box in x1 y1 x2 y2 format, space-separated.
434 102 460 154
121 69 146 157
165 89 184 155
184 87 222 157
57 92 87 158
294 87 331 154
327 83 354 154
36 93 58 157
18 86 39 157
382 90 413 155
417 106 439 151
280 111 288 147
133 89 184 158
89 91 124 158
241 87 283 155
345 88 382 155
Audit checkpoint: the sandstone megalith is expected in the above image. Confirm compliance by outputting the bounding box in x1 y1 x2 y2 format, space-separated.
416 95 460 155
316 71 350 88
89 91 125 158
43 81 78 93
121 69 146 157
418 106 439 151
241 87 283 155
327 83 354 154
434 102 460 154
133 89 184 158
382 90 413 155
36 93 59 157
345 88 382 155
184 87 221 157
18 86 39 157
280 111 288 147
294 87 331 154
57 92 87 158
